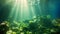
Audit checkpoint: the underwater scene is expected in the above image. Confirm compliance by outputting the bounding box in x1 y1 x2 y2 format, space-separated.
0 0 60 34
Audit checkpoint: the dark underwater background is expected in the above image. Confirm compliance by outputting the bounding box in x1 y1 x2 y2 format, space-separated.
0 0 60 34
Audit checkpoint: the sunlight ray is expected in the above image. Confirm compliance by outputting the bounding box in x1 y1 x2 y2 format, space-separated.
9 1 17 18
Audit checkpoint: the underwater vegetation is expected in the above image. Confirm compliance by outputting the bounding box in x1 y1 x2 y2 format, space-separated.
0 15 60 34
0 0 60 34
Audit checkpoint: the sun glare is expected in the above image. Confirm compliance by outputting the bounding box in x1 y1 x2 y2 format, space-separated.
6 0 36 21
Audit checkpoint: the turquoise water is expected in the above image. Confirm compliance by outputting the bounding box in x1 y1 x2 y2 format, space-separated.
0 0 60 34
